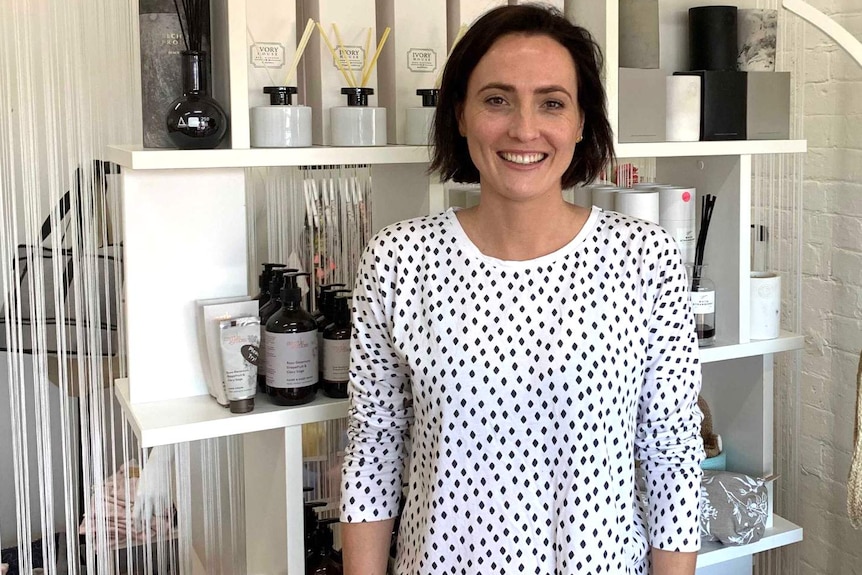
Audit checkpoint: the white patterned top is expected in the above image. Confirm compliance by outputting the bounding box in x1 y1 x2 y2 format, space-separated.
341 207 704 574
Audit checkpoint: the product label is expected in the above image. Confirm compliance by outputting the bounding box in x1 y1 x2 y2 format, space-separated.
333 45 364 71
690 290 715 315
323 338 351 382
250 42 285 68
672 226 696 264
266 331 318 389
407 48 437 73
258 328 267 374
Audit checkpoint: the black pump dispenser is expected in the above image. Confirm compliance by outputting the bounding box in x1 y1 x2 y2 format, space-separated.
257 263 288 308
322 294 352 398
306 518 343 574
257 268 298 392
266 272 318 405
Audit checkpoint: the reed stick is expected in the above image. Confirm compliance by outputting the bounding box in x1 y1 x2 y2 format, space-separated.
316 22 355 88
285 18 316 86
331 23 357 88
435 24 467 88
360 27 390 88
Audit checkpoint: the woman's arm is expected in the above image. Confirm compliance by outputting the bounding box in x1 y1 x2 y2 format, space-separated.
342 518 396 575
651 548 697 575
635 230 705 561
340 231 413 571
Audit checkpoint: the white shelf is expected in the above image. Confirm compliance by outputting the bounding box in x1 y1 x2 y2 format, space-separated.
106 140 806 170
699 331 804 364
115 379 349 448
114 332 802 448
616 140 807 159
696 514 802 568
105 144 432 170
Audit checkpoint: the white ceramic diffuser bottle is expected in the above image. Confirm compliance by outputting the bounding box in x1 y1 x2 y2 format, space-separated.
405 88 438 146
250 86 312 148
330 87 387 146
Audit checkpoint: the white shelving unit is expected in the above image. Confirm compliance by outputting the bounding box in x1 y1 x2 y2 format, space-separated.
111 0 805 573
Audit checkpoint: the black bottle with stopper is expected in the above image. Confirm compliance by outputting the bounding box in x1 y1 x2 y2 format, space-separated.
266 272 318 406
257 268 298 393
322 294 352 399
255 263 288 309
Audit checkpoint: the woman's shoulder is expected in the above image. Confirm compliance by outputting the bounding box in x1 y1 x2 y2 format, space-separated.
367 211 460 257
364 211 455 253
594 209 676 247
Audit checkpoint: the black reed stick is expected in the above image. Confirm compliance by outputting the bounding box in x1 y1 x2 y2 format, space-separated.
173 0 210 52
693 194 717 286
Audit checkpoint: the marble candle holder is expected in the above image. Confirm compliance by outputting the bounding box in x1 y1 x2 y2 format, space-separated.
738 9 778 72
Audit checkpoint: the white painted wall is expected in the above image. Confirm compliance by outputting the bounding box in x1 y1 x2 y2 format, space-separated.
799 1 862 573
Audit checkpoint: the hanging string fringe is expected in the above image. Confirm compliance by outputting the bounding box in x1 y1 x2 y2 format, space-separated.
849 349 862 529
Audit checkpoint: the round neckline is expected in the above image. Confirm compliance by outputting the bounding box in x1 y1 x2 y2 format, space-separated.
444 206 600 268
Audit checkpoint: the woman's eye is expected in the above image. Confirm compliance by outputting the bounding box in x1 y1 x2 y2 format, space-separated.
485 96 506 106
544 100 564 110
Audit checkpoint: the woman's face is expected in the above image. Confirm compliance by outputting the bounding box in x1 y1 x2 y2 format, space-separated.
457 33 584 205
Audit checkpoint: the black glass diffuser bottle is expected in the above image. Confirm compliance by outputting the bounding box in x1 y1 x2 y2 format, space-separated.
166 50 228 149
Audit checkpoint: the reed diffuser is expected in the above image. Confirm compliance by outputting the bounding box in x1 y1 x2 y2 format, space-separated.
165 0 228 149
250 19 316 148
690 194 717 346
320 23 391 146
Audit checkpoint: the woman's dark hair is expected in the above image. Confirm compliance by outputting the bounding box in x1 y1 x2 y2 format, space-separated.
429 4 615 188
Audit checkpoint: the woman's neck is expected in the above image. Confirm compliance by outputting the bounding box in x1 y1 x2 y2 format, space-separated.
455 194 591 261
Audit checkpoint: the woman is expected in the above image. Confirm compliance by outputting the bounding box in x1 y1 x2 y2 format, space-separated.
340 5 703 574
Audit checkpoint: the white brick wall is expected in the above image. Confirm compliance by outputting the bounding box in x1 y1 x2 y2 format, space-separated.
800 1 862 573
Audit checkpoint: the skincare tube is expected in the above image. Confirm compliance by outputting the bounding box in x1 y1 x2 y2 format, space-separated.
219 317 261 414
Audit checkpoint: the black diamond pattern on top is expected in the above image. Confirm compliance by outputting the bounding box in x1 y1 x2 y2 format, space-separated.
341 208 704 574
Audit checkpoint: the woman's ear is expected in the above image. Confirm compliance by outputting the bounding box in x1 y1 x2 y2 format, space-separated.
456 104 466 137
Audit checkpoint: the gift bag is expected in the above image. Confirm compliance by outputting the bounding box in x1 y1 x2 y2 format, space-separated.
0 160 123 394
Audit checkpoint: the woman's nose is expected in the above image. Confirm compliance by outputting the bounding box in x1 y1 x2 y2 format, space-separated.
508 104 540 141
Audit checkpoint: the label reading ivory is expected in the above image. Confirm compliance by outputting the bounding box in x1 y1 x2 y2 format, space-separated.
266 331 318 389
250 43 285 68
690 290 715 315
334 45 364 71
407 48 437 73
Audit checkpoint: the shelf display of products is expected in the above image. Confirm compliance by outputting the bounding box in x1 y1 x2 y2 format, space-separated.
115 1 806 574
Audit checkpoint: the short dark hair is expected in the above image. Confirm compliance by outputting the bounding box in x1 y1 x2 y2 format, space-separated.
429 4 615 188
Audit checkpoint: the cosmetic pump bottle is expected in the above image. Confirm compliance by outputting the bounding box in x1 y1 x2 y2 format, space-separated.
257 268 298 392
306 518 343 575
266 272 318 406
322 294 352 398
317 288 351 381
313 283 347 326
255 263 288 309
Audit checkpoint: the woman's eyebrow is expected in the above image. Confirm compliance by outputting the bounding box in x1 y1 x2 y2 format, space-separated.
477 82 574 99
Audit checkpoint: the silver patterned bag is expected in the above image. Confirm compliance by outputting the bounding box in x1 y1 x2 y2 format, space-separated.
699 470 772 545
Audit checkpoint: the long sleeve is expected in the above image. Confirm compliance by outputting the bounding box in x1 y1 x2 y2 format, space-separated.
340 231 414 523
635 232 704 552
